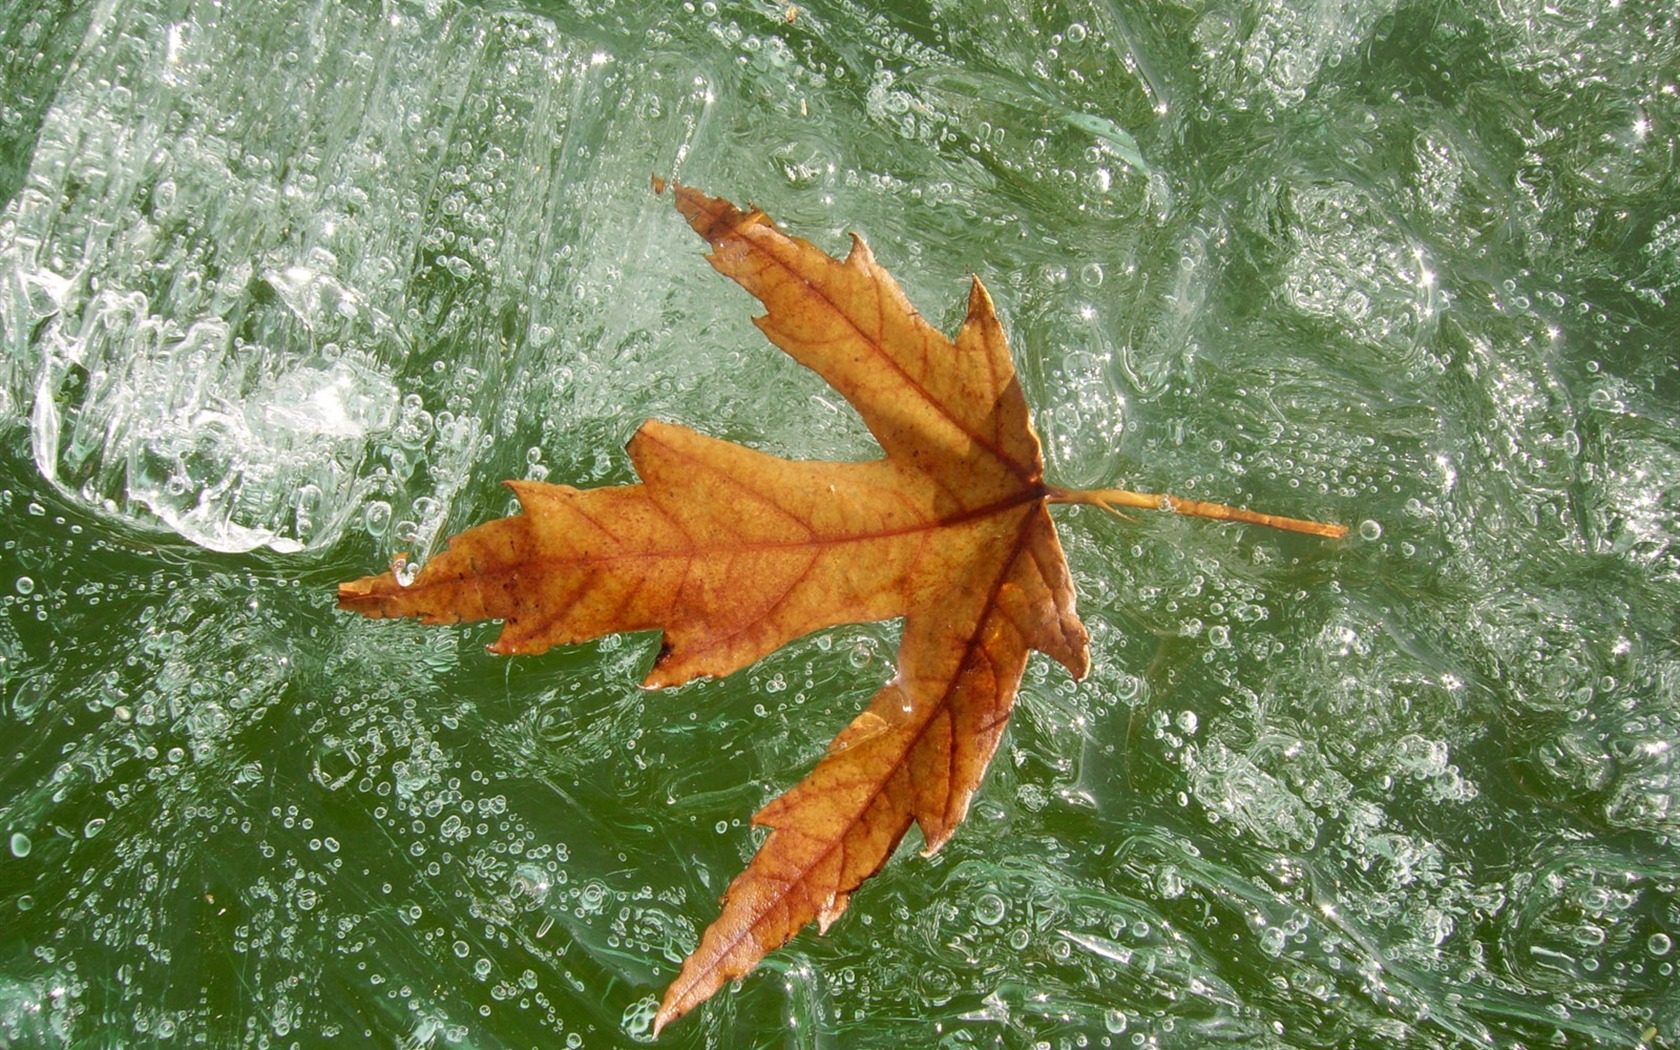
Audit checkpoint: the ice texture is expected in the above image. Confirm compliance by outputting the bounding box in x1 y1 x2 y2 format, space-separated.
1 0 705 553
3 0 1680 1045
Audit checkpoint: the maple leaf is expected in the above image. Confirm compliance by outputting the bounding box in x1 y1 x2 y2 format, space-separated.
336 182 1346 1032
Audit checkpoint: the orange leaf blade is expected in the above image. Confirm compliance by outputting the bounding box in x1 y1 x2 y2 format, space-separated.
341 185 1092 1031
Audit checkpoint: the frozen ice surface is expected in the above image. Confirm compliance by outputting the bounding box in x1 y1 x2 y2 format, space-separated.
3 0 1680 1045
1 0 708 553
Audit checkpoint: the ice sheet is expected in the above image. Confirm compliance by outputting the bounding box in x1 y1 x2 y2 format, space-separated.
1 0 1677 1045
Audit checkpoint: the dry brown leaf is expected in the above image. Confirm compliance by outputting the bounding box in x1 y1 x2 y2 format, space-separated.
337 182 1345 1032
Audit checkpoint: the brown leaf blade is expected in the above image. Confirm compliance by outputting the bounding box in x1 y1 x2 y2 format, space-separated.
339 183 1090 1031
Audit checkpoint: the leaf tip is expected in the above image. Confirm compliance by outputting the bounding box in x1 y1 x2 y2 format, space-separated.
650 1002 680 1039
653 963 717 1038
500 478 542 503
965 273 995 317
843 231 875 270
815 891 851 933
1064 647 1092 682
642 634 717 690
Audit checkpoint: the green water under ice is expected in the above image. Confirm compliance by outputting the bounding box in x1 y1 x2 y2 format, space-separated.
1 0 1678 1046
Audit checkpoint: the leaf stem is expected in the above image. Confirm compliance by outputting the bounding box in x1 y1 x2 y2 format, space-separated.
1047 486 1349 539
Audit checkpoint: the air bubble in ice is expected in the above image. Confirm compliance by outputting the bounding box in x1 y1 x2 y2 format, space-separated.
622 995 659 1042
973 893 1007 926
848 640 875 668
364 501 392 536
295 484 324 540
